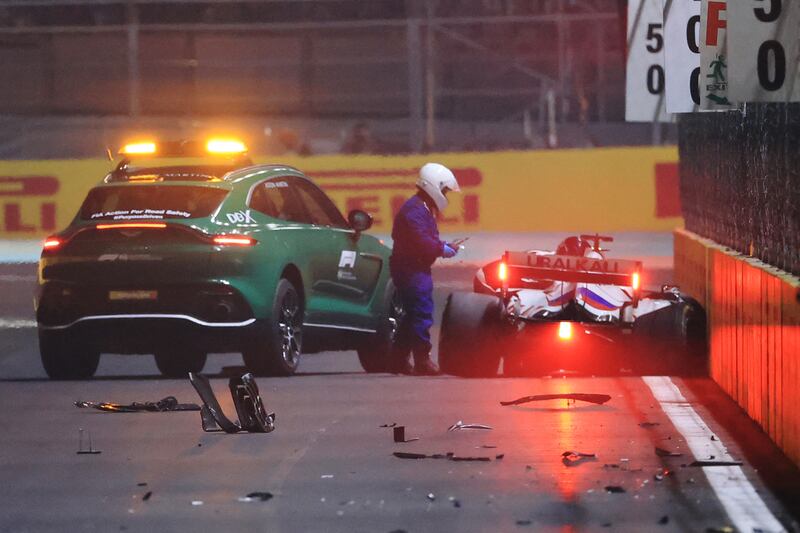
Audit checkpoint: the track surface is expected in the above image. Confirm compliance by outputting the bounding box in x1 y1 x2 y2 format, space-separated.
1 257 799 532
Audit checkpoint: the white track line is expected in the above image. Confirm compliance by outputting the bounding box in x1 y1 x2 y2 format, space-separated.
643 376 785 533
0 319 37 329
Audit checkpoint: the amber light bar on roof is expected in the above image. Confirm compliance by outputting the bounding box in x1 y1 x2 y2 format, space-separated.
119 142 157 155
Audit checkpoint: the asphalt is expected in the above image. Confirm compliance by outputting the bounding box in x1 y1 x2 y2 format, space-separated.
1 259 800 532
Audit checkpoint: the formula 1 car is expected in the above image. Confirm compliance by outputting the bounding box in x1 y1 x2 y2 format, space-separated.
36 139 399 379
438 235 707 377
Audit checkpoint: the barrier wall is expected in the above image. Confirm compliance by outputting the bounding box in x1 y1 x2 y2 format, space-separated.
675 228 800 465
0 146 681 239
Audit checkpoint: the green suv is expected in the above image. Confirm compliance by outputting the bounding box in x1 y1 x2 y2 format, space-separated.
36 141 400 378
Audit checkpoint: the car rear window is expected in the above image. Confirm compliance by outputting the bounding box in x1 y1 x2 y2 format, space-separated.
80 185 228 221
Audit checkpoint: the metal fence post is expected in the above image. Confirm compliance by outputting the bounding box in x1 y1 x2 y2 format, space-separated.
407 18 423 153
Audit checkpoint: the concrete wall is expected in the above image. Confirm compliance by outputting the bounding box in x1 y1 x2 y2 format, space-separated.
675 228 800 465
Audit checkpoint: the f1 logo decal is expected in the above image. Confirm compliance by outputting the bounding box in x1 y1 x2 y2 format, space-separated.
339 250 357 269
226 209 255 224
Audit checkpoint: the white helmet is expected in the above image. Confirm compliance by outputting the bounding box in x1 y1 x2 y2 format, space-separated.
416 163 460 212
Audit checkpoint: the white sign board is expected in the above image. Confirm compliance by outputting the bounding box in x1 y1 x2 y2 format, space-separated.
728 0 800 102
663 0 702 112
626 0 671 122
699 0 733 109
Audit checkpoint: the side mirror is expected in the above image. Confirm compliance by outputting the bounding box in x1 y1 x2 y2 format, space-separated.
348 209 373 233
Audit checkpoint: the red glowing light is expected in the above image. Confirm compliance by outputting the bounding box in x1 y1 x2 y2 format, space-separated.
96 222 167 230
43 237 61 250
632 272 640 290
212 235 256 246
498 262 508 281
558 321 573 341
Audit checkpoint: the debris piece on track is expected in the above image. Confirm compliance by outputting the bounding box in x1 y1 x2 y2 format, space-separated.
448 420 493 431
500 393 611 407
75 396 200 413
638 422 660 429
393 426 419 443
562 451 597 466
76 428 101 455
658 515 669 525
142 491 152 502
604 485 626 493
189 372 275 434
393 451 494 462
654 468 671 481
687 460 743 467
239 492 273 502
379 423 397 428
654 446 682 457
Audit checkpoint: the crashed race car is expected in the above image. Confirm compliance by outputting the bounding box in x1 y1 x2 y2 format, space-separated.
438 235 707 377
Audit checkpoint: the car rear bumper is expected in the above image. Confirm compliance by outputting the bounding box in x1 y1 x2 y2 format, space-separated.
38 315 262 354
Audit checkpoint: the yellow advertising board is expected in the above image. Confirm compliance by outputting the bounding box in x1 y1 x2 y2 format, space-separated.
0 146 681 239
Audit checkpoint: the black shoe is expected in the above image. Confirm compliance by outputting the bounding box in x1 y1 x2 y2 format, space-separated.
413 358 440 376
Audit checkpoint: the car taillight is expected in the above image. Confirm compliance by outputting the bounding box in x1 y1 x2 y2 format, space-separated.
558 321 573 341
96 222 167 230
631 272 640 291
498 261 508 281
212 235 257 246
42 237 62 251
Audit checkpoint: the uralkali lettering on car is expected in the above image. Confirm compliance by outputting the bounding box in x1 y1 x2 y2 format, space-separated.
530 255 638 274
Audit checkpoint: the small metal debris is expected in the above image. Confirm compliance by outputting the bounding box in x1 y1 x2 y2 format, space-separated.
655 446 682 457
500 393 611 407
525 465 533 471
658 515 669 525
705 527 734 533
191 501 203 506
448 421 493 431
604 485 626 494
137 482 148 487
688 460 743 467
189 372 275 434
142 491 152 502
495 454 505 460
710 435 717 441
75 396 200 413
562 451 597 466
379 423 398 428
448 496 461 508
427 493 436 501
321 474 335 478
76 428 101 455
451 455 492 462
654 468 671 481
393 452 428 460
242 492 273 502
639 422 660 429
477 445 498 449
516 520 532 526
393 426 419 443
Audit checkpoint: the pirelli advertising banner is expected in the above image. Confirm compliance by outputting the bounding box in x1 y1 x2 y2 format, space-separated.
0 147 681 239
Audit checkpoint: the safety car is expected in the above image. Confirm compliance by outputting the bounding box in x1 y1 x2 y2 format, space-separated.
36 139 399 379
438 235 707 377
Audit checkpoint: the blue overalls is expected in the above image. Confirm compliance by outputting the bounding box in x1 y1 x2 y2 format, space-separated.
389 194 444 361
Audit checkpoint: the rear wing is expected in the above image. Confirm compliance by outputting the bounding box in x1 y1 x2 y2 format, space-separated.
500 251 642 303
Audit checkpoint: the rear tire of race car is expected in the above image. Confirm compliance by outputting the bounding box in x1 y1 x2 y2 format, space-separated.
633 297 707 375
39 330 100 380
357 280 402 373
439 291 505 377
243 278 303 377
154 350 207 378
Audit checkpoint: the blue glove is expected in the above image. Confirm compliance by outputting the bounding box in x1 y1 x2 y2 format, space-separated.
442 243 458 258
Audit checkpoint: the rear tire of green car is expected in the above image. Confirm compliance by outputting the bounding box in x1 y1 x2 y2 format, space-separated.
154 350 207 378
243 278 303 377
39 330 100 380
357 280 402 373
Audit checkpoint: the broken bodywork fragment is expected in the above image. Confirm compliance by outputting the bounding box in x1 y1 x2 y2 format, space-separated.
500 393 611 407
189 372 275 433
75 396 200 412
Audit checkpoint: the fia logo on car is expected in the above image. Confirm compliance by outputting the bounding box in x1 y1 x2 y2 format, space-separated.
338 250 357 269
226 209 255 224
